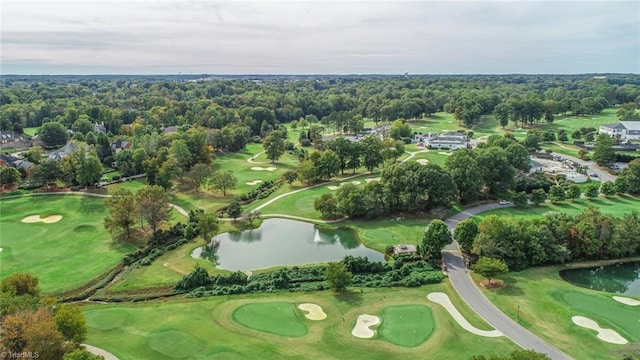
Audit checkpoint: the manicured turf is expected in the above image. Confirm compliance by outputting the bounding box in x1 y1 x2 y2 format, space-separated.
148 329 206 358
0 195 135 293
474 195 640 222
83 286 518 360
379 305 434 347
233 302 308 337
475 264 640 360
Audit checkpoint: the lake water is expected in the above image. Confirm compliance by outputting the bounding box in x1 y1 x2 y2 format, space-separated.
191 218 385 271
559 261 640 296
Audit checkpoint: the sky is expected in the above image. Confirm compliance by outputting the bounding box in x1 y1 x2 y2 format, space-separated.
1 0 639 74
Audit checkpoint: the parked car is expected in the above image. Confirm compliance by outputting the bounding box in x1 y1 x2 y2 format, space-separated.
589 173 599 177
499 200 510 205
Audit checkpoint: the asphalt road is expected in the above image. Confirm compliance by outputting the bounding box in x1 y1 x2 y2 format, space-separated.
444 203 573 360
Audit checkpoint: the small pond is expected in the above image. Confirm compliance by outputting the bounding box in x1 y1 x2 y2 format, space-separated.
559 261 640 296
192 218 385 271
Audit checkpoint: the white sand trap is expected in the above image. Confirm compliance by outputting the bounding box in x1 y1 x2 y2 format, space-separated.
21 215 62 224
416 159 429 165
351 314 380 339
612 296 640 306
571 316 628 344
364 177 381 183
351 181 361 185
327 186 340 190
0 247 3 252
438 151 453 156
246 180 263 185
298 303 327 320
427 292 502 337
250 166 276 171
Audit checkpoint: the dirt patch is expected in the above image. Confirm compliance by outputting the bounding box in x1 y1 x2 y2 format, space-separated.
297 303 327 320
351 314 380 339
250 167 276 171
21 215 62 224
571 316 628 344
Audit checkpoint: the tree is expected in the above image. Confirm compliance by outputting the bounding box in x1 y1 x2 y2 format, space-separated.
592 133 615 167
494 102 513 129
505 143 531 172
470 349 551 360
1 273 40 296
1 309 68 359
316 149 340 180
191 163 212 192
389 119 412 140
136 185 171 237
548 185 566 203
197 212 219 242
445 149 483 203
175 265 213 292
619 159 640 194
361 135 384 173
30 158 62 187
0 166 21 188
170 139 193 171
75 154 102 187
227 201 242 220
454 219 478 253
296 160 317 185
245 210 261 227
325 137 352 174
64 349 105 360
472 257 508 286
566 184 581 201
26 146 43 164
282 170 298 184
421 220 452 263
314 193 341 219
476 147 516 196
263 130 286 163
614 176 628 194
530 188 546 205
600 181 616 197
104 188 137 239
54 305 87 345
39 121 68 148
512 191 528 207
325 262 352 292
209 170 237 196
584 183 600 199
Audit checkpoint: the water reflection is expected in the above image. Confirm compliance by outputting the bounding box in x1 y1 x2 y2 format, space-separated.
559 261 640 296
192 218 385 271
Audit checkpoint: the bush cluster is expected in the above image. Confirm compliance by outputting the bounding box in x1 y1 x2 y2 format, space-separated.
238 180 281 202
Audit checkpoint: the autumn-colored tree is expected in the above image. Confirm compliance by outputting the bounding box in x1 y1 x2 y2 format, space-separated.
104 188 137 239
54 304 87 345
0 272 40 296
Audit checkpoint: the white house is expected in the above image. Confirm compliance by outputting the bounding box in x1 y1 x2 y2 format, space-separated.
416 131 470 150
599 122 640 141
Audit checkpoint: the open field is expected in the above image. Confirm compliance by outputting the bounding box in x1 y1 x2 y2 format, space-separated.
83 285 518 360
0 195 135 293
474 264 640 359
474 195 640 222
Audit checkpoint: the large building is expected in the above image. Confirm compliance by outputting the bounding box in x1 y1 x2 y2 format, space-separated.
414 132 470 150
599 121 640 141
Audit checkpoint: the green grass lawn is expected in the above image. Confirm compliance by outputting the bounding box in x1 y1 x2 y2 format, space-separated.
348 218 429 253
475 265 640 359
379 305 434 347
83 285 518 360
474 195 640 222
23 127 38 136
233 302 308 337
0 195 135 293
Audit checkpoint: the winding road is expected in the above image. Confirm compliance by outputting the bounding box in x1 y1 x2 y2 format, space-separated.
444 203 572 360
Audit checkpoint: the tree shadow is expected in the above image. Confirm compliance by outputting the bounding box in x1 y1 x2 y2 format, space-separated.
334 290 364 306
491 278 525 297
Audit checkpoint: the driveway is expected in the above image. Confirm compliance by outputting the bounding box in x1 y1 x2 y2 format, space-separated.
443 203 572 360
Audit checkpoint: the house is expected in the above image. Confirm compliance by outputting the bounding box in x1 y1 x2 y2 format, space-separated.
0 131 31 149
110 139 132 154
529 159 543 174
162 125 178 134
0 154 35 173
392 244 417 256
599 122 640 141
95 122 107 134
48 142 88 161
415 132 470 150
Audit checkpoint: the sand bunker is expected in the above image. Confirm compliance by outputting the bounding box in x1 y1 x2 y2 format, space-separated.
351 314 380 339
612 296 640 306
246 180 263 186
351 181 361 185
21 215 62 224
327 186 340 190
427 292 502 337
571 316 628 344
438 151 453 156
251 167 276 171
364 177 381 183
297 303 327 321
0 247 3 252
416 159 429 165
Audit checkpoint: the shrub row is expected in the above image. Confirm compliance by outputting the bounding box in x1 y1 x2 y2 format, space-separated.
238 180 281 202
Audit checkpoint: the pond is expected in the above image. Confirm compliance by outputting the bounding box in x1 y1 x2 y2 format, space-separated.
559 261 640 296
192 218 385 271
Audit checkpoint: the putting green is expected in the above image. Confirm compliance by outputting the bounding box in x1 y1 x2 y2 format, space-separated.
379 305 434 347
558 291 640 342
148 329 206 358
0 195 135 293
232 302 307 337
84 310 128 331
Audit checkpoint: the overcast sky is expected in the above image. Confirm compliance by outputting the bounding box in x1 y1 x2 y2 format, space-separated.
1 0 639 74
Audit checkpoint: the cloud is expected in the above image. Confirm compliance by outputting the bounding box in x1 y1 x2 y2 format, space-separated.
1 0 638 74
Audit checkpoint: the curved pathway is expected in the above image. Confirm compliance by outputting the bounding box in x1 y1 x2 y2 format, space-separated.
82 344 119 360
443 203 572 360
